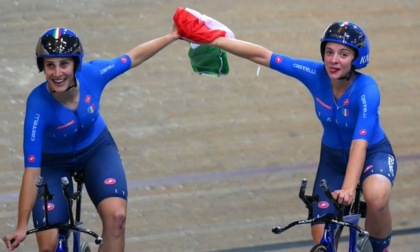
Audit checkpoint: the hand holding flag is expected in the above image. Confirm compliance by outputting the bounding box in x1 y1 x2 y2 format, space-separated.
173 7 234 77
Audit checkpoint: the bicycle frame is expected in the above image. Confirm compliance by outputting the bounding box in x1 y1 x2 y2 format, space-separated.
272 179 369 252
315 213 364 251
26 174 103 252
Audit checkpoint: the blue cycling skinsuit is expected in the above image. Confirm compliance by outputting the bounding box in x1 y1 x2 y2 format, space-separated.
269 53 397 218
24 55 131 227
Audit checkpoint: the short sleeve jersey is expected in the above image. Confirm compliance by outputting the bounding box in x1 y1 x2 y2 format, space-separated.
23 55 132 167
269 53 385 150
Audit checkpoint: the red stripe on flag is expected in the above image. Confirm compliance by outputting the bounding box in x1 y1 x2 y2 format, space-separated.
173 7 227 43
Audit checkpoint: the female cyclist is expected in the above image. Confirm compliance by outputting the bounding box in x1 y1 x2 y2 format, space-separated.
176 15 397 251
2 24 179 251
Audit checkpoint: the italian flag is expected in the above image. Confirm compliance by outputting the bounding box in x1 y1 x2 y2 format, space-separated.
173 7 234 43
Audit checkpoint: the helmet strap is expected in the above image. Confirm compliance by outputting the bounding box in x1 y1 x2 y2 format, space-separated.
65 78 78 92
50 78 78 93
338 67 354 81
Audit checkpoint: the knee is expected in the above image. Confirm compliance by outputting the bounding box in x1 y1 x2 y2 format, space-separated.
98 198 127 234
365 196 389 215
101 208 126 240
108 208 127 229
362 176 392 214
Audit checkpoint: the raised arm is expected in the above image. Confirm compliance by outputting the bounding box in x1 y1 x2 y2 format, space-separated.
172 7 272 68
126 23 180 69
210 37 273 67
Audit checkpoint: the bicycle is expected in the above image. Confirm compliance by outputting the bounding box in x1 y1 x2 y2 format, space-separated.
23 173 103 252
272 179 371 252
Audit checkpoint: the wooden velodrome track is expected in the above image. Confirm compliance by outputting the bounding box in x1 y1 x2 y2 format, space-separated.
1 0 419 251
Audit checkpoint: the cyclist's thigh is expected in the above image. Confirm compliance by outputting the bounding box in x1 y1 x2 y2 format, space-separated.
360 152 397 186
83 133 128 207
32 167 73 227
312 146 347 218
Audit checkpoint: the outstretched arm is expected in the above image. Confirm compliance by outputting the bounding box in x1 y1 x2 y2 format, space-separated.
126 23 180 69
173 7 272 67
210 37 273 67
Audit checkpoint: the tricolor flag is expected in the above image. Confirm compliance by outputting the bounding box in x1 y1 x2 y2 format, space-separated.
173 7 234 43
342 108 349 116
174 7 234 77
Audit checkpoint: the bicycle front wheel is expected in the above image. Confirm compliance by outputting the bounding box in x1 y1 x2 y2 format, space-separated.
310 244 328 252
80 242 91 252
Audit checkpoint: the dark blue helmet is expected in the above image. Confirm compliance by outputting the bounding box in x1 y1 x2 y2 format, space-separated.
36 28 83 72
320 22 369 69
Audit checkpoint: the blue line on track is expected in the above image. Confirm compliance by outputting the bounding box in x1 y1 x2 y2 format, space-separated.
1 153 418 202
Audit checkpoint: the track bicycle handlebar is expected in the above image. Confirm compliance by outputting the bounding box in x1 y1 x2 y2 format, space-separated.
26 223 104 245
299 179 307 199
320 179 344 220
26 176 103 245
272 179 369 238
272 214 369 238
